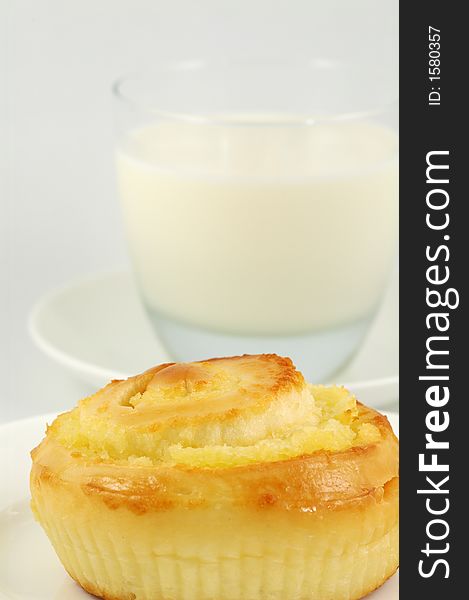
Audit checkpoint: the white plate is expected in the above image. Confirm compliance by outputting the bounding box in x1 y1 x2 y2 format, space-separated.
29 271 398 408
0 412 399 599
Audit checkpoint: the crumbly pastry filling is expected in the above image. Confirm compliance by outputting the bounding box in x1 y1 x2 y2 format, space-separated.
48 355 381 468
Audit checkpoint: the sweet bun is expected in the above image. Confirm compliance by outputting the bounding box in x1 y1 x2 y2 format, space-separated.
30 354 398 600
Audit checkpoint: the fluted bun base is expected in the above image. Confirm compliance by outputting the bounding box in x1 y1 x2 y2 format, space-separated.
33 477 398 600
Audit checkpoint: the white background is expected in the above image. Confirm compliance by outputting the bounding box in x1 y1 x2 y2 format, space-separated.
2 0 398 422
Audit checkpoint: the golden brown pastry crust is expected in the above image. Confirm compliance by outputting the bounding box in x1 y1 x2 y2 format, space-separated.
78 354 306 428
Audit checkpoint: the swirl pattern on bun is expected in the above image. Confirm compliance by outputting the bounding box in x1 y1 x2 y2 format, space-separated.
31 354 398 600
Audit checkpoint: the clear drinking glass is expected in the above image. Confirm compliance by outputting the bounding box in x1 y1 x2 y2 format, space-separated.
113 59 398 380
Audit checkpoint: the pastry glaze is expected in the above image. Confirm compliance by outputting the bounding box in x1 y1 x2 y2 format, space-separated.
31 354 399 600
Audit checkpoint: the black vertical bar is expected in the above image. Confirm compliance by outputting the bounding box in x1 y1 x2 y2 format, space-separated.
400 2 465 597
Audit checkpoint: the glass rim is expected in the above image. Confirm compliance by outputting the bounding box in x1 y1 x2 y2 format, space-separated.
112 57 398 127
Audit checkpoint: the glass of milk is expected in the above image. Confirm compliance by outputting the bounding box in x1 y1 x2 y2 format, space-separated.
113 60 398 380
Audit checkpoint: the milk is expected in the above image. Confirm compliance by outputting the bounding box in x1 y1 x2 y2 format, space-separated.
116 119 398 338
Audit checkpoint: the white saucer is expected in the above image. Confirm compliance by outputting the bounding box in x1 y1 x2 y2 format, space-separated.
0 412 399 599
29 271 398 408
